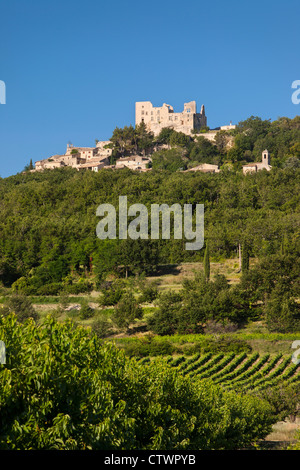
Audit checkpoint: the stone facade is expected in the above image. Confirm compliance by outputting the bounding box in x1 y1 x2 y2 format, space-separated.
96 140 113 159
185 163 220 173
76 161 106 172
135 100 207 136
66 143 112 160
115 155 151 171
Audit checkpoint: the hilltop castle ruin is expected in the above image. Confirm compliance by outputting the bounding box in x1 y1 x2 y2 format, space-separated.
135 100 207 136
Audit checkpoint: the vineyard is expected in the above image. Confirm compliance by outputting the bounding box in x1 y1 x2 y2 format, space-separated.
139 352 300 393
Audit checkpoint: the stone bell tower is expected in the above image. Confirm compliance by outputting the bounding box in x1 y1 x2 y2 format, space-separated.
262 149 270 165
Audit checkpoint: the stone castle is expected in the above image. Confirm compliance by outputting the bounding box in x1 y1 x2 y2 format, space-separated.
135 100 207 136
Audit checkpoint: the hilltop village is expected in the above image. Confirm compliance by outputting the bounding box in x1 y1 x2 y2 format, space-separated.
33 100 271 174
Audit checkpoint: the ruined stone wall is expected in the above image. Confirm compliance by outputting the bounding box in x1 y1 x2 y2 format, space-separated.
135 100 207 136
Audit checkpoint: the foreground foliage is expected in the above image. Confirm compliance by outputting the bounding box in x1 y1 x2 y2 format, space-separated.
0 314 275 450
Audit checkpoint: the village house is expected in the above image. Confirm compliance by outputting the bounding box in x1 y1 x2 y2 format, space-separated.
35 159 66 171
66 142 113 160
96 140 113 159
115 155 152 171
184 163 220 173
65 144 96 159
76 161 106 172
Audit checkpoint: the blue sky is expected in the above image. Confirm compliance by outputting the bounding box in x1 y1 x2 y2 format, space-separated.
0 0 299 178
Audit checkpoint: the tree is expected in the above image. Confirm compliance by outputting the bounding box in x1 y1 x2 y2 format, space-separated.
112 291 143 329
180 273 249 328
283 156 300 168
134 122 154 155
188 136 219 165
147 291 183 335
169 130 190 148
118 239 159 277
98 281 124 306
1 294 38 323
91 314 113 338
257 383 300 423
203 241 210 281
265 289 299 333
110 125 136 157
23 159 34 172
156 127 174 146
151 148 187 172
214 131 230 155
138 279 159 303
241 240 249 272
79 298 94 320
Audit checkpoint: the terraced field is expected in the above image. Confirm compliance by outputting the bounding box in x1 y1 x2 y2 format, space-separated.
163 352 300 392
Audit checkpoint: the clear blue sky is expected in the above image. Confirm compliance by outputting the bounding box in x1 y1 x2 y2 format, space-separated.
0 0 299 178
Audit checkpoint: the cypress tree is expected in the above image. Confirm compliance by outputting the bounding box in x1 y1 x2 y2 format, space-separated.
204 240 210 281
241 241 249 272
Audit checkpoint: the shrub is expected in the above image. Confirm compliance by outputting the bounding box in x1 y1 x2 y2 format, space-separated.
11 277 38 296
112 292 143 329
147 291 184 335
91 315 113 338
201 337 252 354
36 282 63 296
64 279 93 295
265 290 300 333
204 320 238 335
138 280 159 303
98 283 124 306
121 336 175 357
0 294 38 323
256 382 300 422
79 299 94 320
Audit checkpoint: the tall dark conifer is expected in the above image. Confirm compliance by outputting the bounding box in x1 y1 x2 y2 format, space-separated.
241 241 249 273
204 240 210 281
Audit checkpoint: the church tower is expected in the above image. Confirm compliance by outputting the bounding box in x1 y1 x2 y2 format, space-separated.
262 149 270 166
